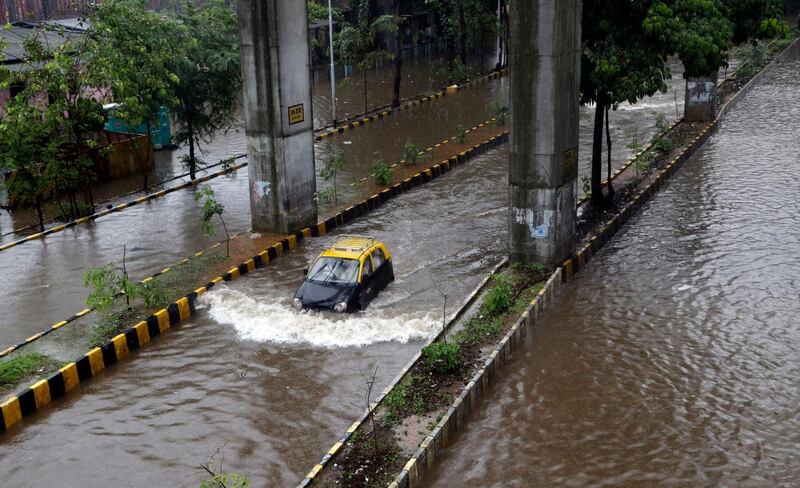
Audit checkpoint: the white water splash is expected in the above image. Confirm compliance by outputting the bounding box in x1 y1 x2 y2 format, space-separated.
198 287 437 348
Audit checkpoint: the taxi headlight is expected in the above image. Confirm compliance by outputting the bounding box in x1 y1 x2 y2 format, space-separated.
333 302 348 313
293 298 303 309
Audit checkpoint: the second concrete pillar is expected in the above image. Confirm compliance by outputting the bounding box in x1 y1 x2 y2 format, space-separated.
508 0 581 267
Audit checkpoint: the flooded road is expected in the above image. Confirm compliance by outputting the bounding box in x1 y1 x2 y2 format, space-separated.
0 147 509 487
423 59 800 487
0 56 712 349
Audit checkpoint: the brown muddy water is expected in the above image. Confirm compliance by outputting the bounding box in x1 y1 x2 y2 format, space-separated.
423 59 800 487
0 57 700 350
0 147 509 487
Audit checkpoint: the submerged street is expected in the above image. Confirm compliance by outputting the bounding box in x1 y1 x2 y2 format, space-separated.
423 56 800 488
2 1 799 487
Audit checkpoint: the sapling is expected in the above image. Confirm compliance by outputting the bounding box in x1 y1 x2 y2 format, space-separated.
363 365 380 461
195 186 230 257
320 150 346 207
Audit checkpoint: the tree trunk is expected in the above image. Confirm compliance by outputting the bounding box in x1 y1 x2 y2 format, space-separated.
590 99 605 208
35 199 45 232
605 105 614 201
457 0 467 69
188 116 197 181
392 0 403 108
143 121 152 190
363 68 369 114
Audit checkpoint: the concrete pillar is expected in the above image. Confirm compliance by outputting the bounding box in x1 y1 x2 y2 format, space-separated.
238 0 317 233
684 72 718 122
508 0 581 267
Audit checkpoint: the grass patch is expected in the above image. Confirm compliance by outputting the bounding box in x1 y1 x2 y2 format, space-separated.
0 352 61 392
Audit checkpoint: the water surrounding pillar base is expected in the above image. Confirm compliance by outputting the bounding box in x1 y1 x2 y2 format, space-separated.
238 0 318 234
684 72 719 122
508 0 581 267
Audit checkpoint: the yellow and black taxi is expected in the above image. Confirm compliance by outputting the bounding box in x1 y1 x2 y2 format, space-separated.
293 235 394 313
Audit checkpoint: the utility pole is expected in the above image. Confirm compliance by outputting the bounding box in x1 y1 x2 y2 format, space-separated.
328 0 337 127
237 0 318 234
508 0 582 266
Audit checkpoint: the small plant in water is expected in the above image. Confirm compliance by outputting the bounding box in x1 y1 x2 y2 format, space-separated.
455 124 467 144
403 142 427 165
195 185 230 257
370 159 393 185
488 100 509 125
320 150 346 207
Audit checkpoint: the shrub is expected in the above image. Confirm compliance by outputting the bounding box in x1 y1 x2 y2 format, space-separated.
479 282 512 317
370 159 393 185
455 124 467 144
422 341 461 374
403 143 427 165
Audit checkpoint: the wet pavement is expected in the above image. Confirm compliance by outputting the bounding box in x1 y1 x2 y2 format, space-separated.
0 147 509 487
422 58 800 487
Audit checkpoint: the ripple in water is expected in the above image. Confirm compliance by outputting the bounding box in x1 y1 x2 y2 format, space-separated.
198 286 437 348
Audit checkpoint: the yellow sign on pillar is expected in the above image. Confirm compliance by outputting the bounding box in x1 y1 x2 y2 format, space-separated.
288 104 305 125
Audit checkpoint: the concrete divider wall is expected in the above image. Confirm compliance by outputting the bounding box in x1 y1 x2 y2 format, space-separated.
0 131 510 434
314 68 509 142
386 35 800 488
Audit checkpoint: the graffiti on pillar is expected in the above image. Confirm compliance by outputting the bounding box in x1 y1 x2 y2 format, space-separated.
687 81 716 104
513 207 552 239
251 181 271 205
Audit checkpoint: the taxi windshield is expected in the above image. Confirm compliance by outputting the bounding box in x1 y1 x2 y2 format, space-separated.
307 257 360 285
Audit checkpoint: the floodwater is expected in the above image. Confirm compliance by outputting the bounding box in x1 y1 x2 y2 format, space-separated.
0 147 509 487
423 58 800 487
0 56 708 349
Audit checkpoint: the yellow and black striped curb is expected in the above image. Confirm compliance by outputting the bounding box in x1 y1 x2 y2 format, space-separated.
314 68 509 142
0 158 249 254
0 131 511 434
0 231 246 359
298 258 510 488
386 38 800 488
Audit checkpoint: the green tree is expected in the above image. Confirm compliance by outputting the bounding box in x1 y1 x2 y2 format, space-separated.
195 186 230 257
0 99 63 231
2 24 109 221
426 0 499 81
168 0 242 181
336 0 397 113
723 0 787 43
89 0 181 190
581 0 670 207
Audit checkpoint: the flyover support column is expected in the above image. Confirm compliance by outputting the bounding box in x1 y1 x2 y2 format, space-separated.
508 0 581 266
238 0 317 233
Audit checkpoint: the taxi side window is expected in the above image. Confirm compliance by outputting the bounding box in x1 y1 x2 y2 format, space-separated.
372 249 386 270
361 257 374 281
